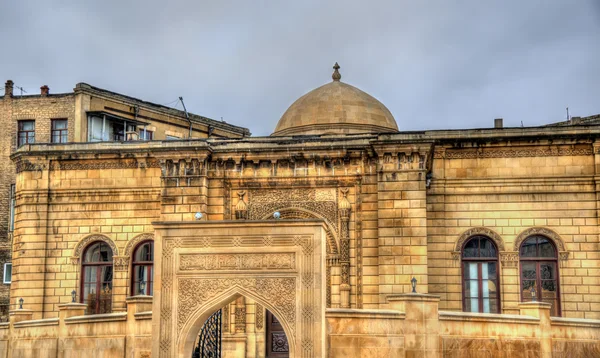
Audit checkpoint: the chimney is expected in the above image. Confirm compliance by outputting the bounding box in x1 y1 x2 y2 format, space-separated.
494 118 503 128
40 85 49 97
4 80 13 97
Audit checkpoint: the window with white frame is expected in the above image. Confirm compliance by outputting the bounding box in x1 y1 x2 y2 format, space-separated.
3 263 12 284
8 184 15 232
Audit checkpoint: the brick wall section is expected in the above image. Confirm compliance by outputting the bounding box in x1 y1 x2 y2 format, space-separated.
0 93 75 314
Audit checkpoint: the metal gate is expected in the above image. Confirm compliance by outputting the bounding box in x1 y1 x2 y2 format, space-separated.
192 309 222 358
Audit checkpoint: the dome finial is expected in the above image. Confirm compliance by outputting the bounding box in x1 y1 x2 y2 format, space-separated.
332 62 341 81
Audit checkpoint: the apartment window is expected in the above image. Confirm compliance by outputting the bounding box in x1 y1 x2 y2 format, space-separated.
462 236 500 314
138 129 153 140
3 263 11 284
165 135 180 140
520 235 560 316
131 241 154 296
17 120 35 147
51 119 68 143
8 185 15 232
87 114 140 142
81 241 113 314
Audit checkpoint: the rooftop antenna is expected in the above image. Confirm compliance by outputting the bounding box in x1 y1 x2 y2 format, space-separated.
179 96 192 138
14 85 27 95
521 121 524 128
566 107 570 122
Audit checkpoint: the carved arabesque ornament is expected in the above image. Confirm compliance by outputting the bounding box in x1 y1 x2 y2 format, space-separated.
71 234 119 266
178 277 296 334
255 303 264 331
499 251 519 267
455 227 505 253
124 233 155 257
338 188 351 308
513 227 567 255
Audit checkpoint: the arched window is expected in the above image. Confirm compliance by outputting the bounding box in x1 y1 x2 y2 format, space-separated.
520 235 560 316
462 236 500 313
81 241 113 314
131 241 153 296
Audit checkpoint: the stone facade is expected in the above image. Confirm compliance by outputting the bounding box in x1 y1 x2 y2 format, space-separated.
9 124 600 339
4 69 600 356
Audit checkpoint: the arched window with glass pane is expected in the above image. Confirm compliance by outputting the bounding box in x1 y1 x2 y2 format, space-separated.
462 236 500 313
81 241 113 315
131 241 153 296
520 235 560 316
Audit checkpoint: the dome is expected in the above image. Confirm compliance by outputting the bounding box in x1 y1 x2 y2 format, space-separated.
272 63 399 136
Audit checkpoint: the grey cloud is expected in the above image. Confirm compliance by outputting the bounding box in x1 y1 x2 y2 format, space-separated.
1 0 598 135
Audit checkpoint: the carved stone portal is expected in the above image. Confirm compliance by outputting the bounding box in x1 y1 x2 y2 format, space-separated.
152 220 327 358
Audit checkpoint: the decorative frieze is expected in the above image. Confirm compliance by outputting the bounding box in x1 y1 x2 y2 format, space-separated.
179 253 296 271
434 147 593 159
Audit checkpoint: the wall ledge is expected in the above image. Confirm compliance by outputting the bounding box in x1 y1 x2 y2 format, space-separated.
13 317 59 328
134 311 153 320
439 310 539 324
551 316 600 328
326 308 405 319
65 312 127 325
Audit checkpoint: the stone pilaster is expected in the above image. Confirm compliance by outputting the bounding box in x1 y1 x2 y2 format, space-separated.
374 144 432 303
387 293 441 358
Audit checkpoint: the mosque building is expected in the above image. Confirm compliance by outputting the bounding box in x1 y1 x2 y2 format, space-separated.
1 64 600 357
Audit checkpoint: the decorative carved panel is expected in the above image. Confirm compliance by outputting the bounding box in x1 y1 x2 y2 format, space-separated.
248 188 338 233
179 253 296 271
434 147 593 159
500 251 519 267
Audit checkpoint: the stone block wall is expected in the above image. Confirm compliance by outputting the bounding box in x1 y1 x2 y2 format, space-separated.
427 143 600 319
12 158 161 317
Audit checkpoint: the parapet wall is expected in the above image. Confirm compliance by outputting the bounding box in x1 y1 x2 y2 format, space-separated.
0 296 152 357
1 293 600 357
327 293 600 358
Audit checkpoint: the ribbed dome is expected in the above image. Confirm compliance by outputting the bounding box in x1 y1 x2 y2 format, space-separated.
272 63 398 136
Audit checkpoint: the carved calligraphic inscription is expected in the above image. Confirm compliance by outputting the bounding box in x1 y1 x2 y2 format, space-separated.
179 253 296 271
177 277 296 333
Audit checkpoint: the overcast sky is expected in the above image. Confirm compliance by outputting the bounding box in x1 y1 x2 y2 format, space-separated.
1 1 599 136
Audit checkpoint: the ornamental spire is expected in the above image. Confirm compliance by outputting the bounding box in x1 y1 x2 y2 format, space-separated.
332 62 341 81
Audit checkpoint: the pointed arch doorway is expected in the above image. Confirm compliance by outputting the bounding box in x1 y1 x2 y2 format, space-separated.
151 220 327 358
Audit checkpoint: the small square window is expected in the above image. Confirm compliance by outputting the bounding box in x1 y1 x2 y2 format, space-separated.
51 119 68 143
17 120 35 147
3 263 12 284
138 129 154 140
